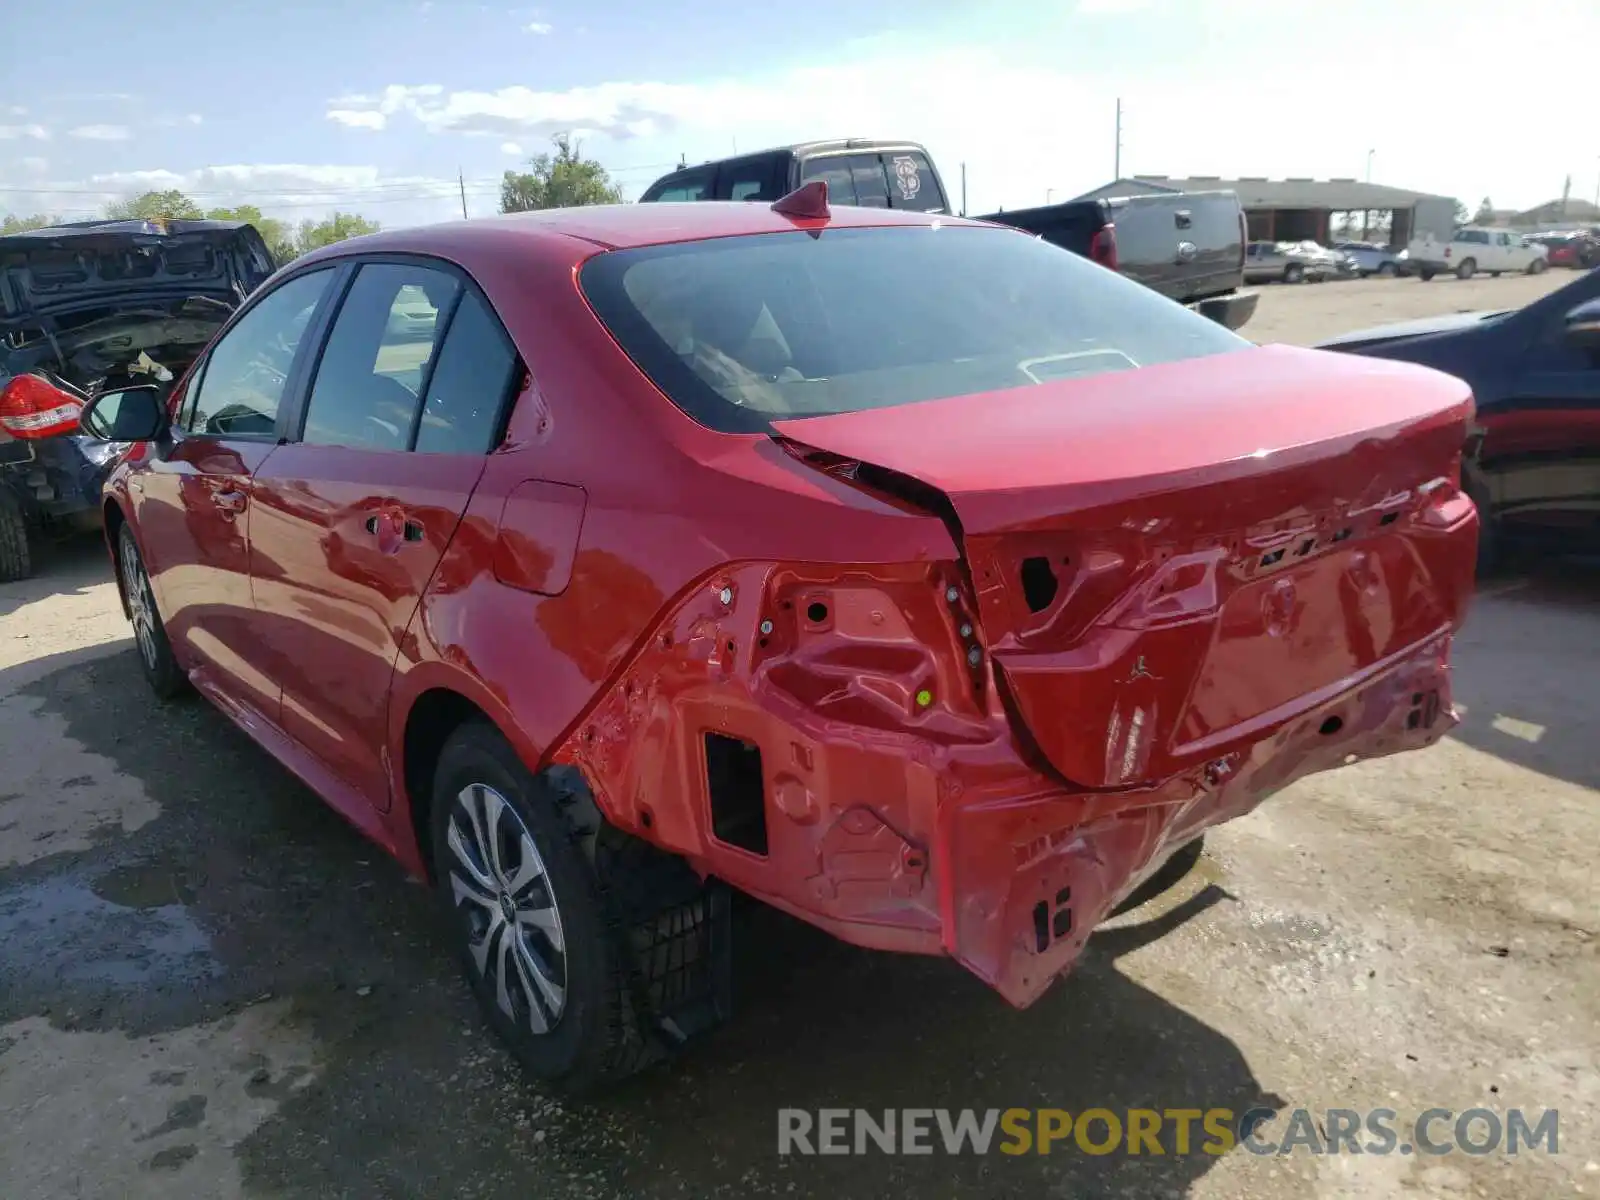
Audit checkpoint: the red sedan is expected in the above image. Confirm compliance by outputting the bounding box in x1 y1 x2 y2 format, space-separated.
79 185 1480 1092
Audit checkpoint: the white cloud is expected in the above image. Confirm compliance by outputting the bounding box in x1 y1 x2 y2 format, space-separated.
500 141 523 155
0 124 49 141
0 162 471 229
68 124 131 141
18 157 48 175
186 113 203 126
524 20 552 33
7 106 27 117
329 109 388 131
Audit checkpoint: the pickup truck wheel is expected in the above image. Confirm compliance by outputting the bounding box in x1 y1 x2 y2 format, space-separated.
1456 258 1476 280
1377 261 1397 277
0 489 31 583
1418 269 1435 282
1283 263 1304 284
1528 258 1548 274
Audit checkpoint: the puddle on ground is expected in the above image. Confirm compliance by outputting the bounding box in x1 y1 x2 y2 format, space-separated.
0 871 220 989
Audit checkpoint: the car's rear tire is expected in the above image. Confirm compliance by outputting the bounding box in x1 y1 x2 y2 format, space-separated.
1528 257 1548 274
0 489 31 583
1419 269 1435 282
118 524 187 698
1456 258 1476 280
430 722 659 1094
1284 263 1304 284
1377 261 1398 277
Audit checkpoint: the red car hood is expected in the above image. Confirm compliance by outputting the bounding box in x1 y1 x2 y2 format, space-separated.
774 344 1477 789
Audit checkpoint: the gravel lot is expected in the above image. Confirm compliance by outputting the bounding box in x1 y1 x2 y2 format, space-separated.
2 273 1595 1200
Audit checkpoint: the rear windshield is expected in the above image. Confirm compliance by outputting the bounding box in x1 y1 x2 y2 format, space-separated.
580 224 1248 433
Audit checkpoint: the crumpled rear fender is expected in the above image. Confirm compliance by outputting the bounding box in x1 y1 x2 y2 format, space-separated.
548 548 1461 1007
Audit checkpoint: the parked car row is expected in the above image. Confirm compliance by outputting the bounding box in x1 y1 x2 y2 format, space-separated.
641 139 1258 329
1526 229 1599 269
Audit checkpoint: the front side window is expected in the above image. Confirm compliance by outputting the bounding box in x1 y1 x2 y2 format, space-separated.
184 268 335 438
300 263 460 450
581 225 1248 433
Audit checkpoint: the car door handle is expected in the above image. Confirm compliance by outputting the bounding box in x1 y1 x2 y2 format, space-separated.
364 513 425 542
213 489 247 514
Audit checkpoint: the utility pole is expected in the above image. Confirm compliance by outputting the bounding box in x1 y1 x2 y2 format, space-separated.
1114 97 1122 179
458 168 468 220
960 162 967 217
1366 148 1375 183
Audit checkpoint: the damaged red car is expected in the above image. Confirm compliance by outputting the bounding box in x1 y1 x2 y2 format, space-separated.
81 186 1480 1093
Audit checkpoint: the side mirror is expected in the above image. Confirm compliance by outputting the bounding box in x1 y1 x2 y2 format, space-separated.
78 384 169 443
1563 298 1600 354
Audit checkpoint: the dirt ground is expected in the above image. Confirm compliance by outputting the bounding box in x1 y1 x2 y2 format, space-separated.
2 272 1596 1200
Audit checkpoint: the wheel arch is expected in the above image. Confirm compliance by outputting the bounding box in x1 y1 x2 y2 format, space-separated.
393 672 579 882
102 497 131 619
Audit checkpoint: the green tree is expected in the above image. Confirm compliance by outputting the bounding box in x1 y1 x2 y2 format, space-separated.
294 211 381 254
1452 199 1470 226
500 134 624 213
1473 197 1496 225
1 213 57 233
206 204 296 266
104 189 204 220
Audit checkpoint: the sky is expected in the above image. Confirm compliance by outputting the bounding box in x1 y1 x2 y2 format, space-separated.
3 0 1598 231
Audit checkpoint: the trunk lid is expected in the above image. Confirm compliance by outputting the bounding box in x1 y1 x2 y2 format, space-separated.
1 219 275 331
771 344 1477 789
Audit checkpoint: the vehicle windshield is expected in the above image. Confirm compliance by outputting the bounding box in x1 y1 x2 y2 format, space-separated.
579 224 1249 432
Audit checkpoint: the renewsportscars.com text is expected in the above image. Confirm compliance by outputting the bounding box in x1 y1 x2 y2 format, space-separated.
777 1107 1559 1157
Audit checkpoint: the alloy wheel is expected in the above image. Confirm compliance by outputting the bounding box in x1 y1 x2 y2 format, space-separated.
444 782 568 1033
121 539 160 671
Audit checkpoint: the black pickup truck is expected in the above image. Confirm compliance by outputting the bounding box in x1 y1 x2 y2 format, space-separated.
638 139 1255 329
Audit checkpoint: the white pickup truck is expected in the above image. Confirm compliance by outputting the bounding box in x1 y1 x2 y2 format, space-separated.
1406 227 1549 281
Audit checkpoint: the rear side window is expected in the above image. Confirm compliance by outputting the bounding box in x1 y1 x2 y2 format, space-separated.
883 153 946 213
301 262 460 450
848 156 890 208
799 157 857 205
414 290 519 454
643 166 714 202
580 225 1247 433
717 157 781 202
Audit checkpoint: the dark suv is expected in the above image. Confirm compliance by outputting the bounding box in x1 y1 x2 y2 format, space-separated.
639 139 951 214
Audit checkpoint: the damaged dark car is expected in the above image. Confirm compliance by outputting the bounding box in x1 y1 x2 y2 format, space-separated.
0 218 275 580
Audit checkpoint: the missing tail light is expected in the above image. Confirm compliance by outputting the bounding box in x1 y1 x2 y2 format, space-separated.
0 374 84 440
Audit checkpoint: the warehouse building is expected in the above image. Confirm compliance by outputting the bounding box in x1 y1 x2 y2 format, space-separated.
1074 176 1459 245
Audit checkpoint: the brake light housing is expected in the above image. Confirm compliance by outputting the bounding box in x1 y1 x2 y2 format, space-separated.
0 374 84 439
1089 224 1119 272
